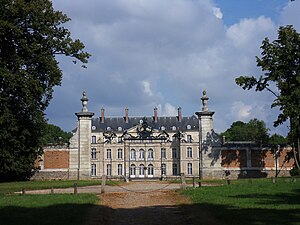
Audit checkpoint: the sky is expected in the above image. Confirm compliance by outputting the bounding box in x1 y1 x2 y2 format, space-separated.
47 0 300 136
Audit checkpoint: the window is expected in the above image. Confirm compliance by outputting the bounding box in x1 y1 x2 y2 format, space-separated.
91 136 96 144
187 135 192 143
118 164 122 176
161 148 166 159
107 149 112 159
118 127 122 131
91 148 97 159
172 136 177 142
117 148 123 159
130 149 136 160
106 126 111 131
187 124 191 130
161 163 166 175
161 126 165 131
130 164 136 176
172 163 178 175
187 147 192 158
107 164 111 176
172 148 177 159
139 149 145 160
148 164 154 176
139 164 145 176
148 149 154 160
118 137 123 143
91 164 96 176
172 126 176 131
188 163 192 175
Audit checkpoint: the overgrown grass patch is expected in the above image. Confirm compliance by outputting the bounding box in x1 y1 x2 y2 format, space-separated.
182 178 300 225
0 193 99 225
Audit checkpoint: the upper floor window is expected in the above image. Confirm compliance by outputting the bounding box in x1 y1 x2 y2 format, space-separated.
187 125 191 130
91 148 97 159
130 149 136 160
161 148 166 159
187 135 192 143
139 149 145 160
172 148 177 159
118 126 122 131
187 147 192 158
91 136 96 144
148 149 154 160
107 149 112 159
172 126 176 131
117 148 123 159
118 137 123 143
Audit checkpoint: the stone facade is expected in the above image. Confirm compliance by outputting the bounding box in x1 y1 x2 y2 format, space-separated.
35 91 294 180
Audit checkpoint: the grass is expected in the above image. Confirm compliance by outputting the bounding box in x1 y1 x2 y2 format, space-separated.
0 193 99 225
182 177 300 225
0 179 120 194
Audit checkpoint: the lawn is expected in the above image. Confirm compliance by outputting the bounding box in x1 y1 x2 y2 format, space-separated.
0 179 118 194
0 193 99 225
182 178 300 225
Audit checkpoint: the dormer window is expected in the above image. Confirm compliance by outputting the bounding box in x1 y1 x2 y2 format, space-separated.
161 126 165 131
106 127 111 131
172 126 176 131
118 126 122 131
187 125 191 130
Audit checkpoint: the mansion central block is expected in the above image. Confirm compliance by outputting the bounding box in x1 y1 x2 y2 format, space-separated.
36 91 294 180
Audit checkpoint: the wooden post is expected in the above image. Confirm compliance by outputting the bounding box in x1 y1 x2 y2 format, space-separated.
180 173 186 190
51 187 54 194
227 179 231 185
198 182 202 187
193 176 196 188
101 175 106 193
272 177 276 184
74 182 78 194
22 188 25 195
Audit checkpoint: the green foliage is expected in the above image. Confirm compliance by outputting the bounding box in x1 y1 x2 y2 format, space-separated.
235 25 300 144
221 118 270 144
290 166 300 176
0 0 90 181
43 123 72 145
269 133 287 145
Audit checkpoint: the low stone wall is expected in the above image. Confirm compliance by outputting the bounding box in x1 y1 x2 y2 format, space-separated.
31 170 76 180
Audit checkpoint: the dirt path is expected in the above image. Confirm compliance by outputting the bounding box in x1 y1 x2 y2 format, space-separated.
85 182 191 225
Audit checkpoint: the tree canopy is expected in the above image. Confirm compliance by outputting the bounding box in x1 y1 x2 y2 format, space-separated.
0 0 90 181
43 124 72 145
235 25 300 167
220 119 270 145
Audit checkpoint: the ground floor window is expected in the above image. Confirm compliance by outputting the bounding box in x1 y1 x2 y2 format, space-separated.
172 163 178 175
107 164 112 176
161 163 166 175
91 164 96 176
139 164 145 176
188 163 192 175
118 164 122 175
148 164 153 176
130 164 136 176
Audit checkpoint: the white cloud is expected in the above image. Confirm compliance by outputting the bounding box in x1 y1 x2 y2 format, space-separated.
230 101 252 120
142 80 153 97
213 7 223 19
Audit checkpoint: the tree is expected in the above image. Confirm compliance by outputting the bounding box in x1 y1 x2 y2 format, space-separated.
0 0 90 181
43 124 72 145
236 25 300 168
221 119 270 144
269 133 287 146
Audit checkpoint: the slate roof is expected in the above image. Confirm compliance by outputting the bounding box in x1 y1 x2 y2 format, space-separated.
91 115 199 132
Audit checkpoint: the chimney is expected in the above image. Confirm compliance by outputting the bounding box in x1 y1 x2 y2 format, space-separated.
125 107 129 123
100 108 105 123
153 107 158 123
177 107 182 122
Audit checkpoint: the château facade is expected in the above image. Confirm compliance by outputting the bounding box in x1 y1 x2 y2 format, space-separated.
35 91 294 180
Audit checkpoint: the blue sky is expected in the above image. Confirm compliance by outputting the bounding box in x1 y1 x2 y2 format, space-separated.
48 0 300 136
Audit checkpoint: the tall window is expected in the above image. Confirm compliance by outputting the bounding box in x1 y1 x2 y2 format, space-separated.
148 149 154 160
139 164 145 176
172 148 177 159
161 163 166 175
187 135 192 143
107 164 112 176
187 147 192 158
91 148 97 159
91 164 96 176
117 148 123 159
91 136 96 144
118 164 122 176
118 137 123 143
148 164 154 176
107 149 112 159
130 149 136 160
188 163 192 175
139 149 145 160
130 164 136 176
161 148 166 159
172 163 178 175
